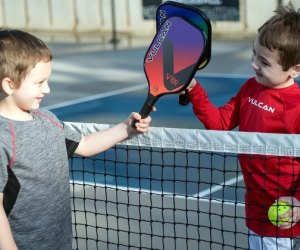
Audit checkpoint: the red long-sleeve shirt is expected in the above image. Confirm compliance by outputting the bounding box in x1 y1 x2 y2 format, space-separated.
189 77 300 237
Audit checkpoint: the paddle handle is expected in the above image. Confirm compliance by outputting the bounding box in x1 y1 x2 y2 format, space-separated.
179 89 189 106
132 94 157 128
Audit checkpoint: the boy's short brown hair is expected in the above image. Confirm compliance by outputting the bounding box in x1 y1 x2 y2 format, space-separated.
258 2 300 71
0 29 52 89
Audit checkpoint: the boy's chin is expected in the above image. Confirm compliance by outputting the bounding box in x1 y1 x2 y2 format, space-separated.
255 76 264 85
255 76 269 86
30 103 40 110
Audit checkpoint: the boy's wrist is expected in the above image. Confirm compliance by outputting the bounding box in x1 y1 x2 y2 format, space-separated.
125 120 137 137
189 80 200 94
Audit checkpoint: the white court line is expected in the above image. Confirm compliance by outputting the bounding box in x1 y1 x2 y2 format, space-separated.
70 179 175 196
70 179 205 201
45 84 147 110
196 72 252 79
45 73 251 110
70 174 244 199
198 174 244 198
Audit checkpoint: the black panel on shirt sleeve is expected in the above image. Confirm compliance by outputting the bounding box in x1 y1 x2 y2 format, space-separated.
3 166 20 216
65 139 79 158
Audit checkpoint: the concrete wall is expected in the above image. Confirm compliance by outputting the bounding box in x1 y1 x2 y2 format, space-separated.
0 0 297 39
244 0 276 32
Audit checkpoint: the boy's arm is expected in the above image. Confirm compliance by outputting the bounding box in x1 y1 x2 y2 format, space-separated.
188 78 239 130
75 112 151 157
0 193 18 250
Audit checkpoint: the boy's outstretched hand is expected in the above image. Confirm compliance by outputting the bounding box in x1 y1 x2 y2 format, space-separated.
129 112 152 133
128 106 156 134
186 78 197 92
180 78 197 96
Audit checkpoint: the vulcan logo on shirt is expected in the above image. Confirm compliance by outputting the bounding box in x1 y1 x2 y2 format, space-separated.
248 97 275 114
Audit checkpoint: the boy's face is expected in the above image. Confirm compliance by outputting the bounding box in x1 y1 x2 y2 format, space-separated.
251 36 294 88
12 61 52 112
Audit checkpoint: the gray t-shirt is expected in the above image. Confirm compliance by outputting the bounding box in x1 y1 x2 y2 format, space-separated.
0 109 82 250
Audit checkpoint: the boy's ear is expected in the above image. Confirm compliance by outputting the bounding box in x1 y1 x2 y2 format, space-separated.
291 64 300 78
1 78 14 95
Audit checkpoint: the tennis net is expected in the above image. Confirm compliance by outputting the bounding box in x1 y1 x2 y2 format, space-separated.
67 122 300 250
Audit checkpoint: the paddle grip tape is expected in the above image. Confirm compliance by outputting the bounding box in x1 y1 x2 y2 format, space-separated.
132 94 157 128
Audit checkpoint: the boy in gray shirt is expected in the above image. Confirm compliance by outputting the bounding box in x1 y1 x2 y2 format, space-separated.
0 28 152 250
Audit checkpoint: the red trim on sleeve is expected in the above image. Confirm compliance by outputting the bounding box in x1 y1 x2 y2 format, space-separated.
32 111 63 130
9 122 16 168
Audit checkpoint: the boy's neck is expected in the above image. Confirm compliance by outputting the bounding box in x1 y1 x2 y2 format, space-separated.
0 101 33 121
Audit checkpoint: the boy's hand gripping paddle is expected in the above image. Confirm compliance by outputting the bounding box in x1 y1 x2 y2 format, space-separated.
156 1 212 106
133 16 206 126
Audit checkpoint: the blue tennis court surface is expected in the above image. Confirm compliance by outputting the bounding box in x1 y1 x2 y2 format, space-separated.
52 75 300 204
50 75 248 129
50 75 248 203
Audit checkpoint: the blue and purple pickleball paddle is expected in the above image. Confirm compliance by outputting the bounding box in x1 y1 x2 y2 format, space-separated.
132 16 206 126
156 1 212 106
156 1 211 70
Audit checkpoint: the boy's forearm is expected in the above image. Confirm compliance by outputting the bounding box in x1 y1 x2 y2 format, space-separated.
0 194 18 250
75 121 130 156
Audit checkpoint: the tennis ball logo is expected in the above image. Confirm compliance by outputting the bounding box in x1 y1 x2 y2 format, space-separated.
268 201 291 226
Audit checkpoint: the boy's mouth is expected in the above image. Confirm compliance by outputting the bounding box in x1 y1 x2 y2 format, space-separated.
255 71 263 77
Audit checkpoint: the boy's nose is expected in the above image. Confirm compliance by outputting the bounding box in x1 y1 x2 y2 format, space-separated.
251 56 259 70
42 83 50 94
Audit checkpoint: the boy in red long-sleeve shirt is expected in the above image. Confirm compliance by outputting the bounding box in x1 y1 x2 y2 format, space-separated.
186 2 300 249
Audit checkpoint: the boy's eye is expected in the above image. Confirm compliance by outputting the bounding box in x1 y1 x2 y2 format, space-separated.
37 80 45 84
260 59 270 67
